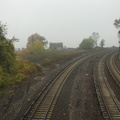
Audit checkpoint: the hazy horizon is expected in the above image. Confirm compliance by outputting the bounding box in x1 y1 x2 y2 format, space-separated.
0 0 120 48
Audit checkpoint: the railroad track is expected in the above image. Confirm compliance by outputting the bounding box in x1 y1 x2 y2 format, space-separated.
108 53 120 86
94 53 120 120
21 53 98 120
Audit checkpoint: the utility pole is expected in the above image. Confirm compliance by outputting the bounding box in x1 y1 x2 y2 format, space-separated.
118 30 120 60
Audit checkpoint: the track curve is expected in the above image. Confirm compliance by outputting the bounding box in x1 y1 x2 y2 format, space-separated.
94 52 120 120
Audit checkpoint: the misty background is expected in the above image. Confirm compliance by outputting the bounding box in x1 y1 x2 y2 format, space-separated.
0 0 120 49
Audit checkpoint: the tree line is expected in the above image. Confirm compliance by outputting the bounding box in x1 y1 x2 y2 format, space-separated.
26 32 105 52
0 17 120 88
79 32 105 50
1 17 120 88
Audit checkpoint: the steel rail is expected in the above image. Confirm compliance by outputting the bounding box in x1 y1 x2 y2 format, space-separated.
108 53 120 84
30 58 83 120
43 61 80 119
97 54 120 120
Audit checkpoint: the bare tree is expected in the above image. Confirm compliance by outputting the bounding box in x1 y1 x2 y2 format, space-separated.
91 32 99 47
114 18 120 29
113 18 120 60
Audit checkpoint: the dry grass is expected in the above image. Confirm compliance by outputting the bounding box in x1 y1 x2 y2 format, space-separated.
19 49 87 67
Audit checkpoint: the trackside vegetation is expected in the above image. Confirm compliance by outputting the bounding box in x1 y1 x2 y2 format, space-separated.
17 49 87 67
26 33 48 54
0 22 36 89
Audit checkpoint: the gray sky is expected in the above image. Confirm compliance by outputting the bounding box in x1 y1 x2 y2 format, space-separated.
0 0 120 48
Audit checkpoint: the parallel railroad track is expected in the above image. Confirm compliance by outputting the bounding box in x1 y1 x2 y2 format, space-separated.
94 53 120 120
21 53 99 120
21 50 120 120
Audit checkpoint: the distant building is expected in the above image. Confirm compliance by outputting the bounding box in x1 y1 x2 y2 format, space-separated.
49 42 63 50
15 48 25 51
